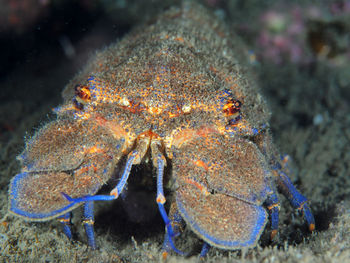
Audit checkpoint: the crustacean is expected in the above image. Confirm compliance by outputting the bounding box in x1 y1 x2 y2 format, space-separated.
8 2 315 258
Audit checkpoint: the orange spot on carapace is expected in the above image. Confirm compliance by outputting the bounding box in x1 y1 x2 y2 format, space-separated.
184 178 210 196
194 159 209 171
95 116 128 140
85 146 103 154
168 111 178 118
171 126 218 148
148 106 162 115
138 129 160 140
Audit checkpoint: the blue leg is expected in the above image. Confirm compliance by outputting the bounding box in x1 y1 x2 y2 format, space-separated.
162 204 184 256
199 242 211 258
275 169 315 232
58 212 72 240
265 191 279 239
60 150 137 249
280 154 291 170
61 150 138 203
156 154 185 256
83 201 96 249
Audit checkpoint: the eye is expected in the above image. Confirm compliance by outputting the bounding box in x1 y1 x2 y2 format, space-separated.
223 99 241 117
73 84 91 110
75 85 91 102
223 98 242 125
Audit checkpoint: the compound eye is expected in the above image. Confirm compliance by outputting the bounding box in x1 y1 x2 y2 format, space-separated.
75 85 91 102
223 98 241 117
223 98 242 125
73 84 91 110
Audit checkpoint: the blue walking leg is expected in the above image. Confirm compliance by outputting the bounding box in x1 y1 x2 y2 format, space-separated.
155 154 185 256
199 242 211 258
265 191 279 239
58 212 72 240
61 150 138 204
275 169 315 232
83 201 96 249
162 204 184 257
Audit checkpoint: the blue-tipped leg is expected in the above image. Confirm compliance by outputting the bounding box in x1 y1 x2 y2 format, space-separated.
61 150 138 204
83 201 96 249
156 155 185 256
58 212 72 240
265 192 279 239
199 242 211 258
162 208 183 255
299 202 315 231
276 170 315 232
60 151 138 249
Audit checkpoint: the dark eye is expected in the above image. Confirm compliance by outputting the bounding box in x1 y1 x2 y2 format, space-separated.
223 98 242 125
223 99 241 116
75 85 91 102
73 84 91 110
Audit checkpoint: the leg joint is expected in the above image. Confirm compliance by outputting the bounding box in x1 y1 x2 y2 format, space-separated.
83 219 95 225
